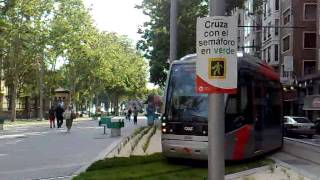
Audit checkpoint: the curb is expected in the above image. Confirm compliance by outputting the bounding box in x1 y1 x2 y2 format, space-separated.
72 137 123 176
270 156 318 180
225 165 270 179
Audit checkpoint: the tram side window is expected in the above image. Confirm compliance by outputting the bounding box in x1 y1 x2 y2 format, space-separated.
225 71 253 133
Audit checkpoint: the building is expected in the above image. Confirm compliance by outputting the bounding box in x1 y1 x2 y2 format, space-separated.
232 0 262 57
280 0 318 118
234 0 318 118
240 0 263 58
261 0 281 72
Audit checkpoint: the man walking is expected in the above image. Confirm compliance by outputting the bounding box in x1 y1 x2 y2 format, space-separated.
133 106 138 125
55 104 64 128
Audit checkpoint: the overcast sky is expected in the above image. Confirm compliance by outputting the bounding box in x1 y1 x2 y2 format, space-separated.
83 0 148 44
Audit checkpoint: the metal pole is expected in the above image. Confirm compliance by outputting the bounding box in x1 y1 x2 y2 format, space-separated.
170 0 178 63
208 0 225 180
317 0 320 70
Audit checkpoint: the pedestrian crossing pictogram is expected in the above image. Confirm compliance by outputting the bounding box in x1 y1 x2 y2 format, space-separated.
208 58 226 79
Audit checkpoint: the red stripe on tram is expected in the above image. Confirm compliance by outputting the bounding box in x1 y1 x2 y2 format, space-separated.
232 125 252 160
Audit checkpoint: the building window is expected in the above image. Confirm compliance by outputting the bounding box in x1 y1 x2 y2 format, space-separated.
263 49 266 61
267 0 271 16
304 32 316 49
275 0 280 11
267 46 271 62
245 42 250 53
282 36 290 52
304 4 317 20
263 26 266 40
264 3 267 18
268 22 271 37
303 60 316 75
275 19 279 35
274 44 279 61
283 9 291 25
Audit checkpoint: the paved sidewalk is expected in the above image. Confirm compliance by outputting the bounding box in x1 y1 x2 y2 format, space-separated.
0 117 147 180
271 152 320 180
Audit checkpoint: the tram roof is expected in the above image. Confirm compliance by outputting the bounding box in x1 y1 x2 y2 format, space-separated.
175 54 272 70
173 53 279 80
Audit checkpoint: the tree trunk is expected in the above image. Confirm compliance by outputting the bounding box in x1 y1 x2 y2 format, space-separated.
114 95 119 116
10 82 17 122
39 55 44 121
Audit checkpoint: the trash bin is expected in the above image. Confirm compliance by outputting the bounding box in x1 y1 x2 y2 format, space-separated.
0 119 4 131
109 117 124 137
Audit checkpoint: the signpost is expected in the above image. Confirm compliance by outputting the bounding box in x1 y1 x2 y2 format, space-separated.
196 16 238 93
196 1 237 179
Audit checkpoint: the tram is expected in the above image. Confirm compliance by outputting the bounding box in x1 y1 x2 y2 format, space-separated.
161 54 283 160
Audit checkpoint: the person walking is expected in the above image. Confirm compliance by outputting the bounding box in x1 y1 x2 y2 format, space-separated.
48 106 56 128
127 108 132 121
55 104 64 128
146 102 155 126
64 105 75 133
133 106 138 125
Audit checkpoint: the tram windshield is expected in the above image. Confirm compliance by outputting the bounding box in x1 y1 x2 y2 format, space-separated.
166 63 208 122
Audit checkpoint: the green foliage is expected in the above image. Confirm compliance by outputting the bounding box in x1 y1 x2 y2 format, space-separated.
75 154 275 180
0 0 148 119
136 0 249 86
136 0 208 86
143 126 157 152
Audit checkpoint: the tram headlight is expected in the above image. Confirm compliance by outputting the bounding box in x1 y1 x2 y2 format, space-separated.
162 128 167 133
203 130 207 135
162 122 166 127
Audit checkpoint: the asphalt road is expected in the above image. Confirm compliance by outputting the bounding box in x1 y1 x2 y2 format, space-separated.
0 117 146 180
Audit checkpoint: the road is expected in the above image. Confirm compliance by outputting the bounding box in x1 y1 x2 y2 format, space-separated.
285 134 320 145
0 117 146 180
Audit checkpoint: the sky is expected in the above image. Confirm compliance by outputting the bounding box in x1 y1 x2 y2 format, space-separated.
83 0 148 44
83 0 157 89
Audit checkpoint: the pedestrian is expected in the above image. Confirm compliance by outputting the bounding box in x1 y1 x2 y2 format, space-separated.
48 106 56 128
127 108 132 121
146 102 155 126
55 104 64 128
64 105 76 133
133 106 138 125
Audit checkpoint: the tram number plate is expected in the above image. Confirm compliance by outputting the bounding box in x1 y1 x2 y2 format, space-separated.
184 135 193 140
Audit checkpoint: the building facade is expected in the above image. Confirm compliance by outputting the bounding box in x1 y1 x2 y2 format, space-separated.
262 0 281 72
279 0 318 117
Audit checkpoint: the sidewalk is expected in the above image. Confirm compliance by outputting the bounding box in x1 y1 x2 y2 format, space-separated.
72 116 148 177
0 117 91 134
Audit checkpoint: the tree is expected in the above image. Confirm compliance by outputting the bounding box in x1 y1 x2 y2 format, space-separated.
2 0 54 121
136 0 248 86
136 0 208 86
1 0 148 120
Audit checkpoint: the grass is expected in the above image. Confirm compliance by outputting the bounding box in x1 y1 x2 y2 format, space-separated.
74 153 274 180
143 126 157 152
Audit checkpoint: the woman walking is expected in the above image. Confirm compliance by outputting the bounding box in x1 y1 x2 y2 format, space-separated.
64 105 75 133
48 106 56 128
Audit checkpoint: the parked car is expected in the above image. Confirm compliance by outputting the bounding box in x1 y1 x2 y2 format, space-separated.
283 116 316 138
314 118 320 134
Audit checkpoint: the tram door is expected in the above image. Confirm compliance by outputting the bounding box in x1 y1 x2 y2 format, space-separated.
253 77 265 152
